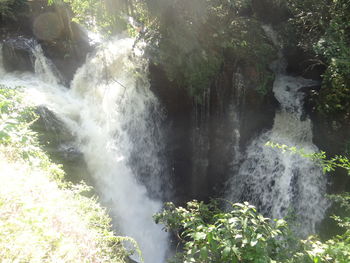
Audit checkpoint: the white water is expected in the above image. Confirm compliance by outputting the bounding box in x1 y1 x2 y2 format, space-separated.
0 38 168 263
227 26 329 236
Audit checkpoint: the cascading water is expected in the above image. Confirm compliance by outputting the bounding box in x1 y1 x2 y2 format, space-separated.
230 70 245 171
33 44 63 85
227 26 329 236
0 38 169 263
191 92 210 199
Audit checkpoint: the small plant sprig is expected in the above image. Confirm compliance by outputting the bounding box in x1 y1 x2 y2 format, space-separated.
265 141 350 175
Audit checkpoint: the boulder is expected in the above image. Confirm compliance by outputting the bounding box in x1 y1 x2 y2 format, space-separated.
2 37 35 72
1 0 92 83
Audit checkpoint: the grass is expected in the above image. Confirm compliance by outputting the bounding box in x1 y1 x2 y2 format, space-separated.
0 85 137 262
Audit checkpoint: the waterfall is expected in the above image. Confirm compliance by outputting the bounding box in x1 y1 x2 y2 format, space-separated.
0 38 169 263
191 94 210 199
32 44 63 85
227 26 329 236
0 43 4 76
230 70 245 170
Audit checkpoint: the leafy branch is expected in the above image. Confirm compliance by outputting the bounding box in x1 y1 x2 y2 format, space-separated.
265 141 350 175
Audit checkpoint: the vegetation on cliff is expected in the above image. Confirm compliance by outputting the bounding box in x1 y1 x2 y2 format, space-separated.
47 0 129 35
46 0 277 102
2 0 349 115
132 0 277 101
285 0 350 120
0 86 137 262
0 0 27 22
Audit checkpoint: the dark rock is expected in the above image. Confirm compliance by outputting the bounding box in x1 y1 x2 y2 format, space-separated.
252 0 290 24
149 63 193 202
38 19 92 84
205 70 234 200
1 1 91 84
31 4 92 84
149 60 278 203
2 37 35 72
239 86 277 148
33 106 92 185
284 46 326 80
0 0 31 39
311 112 350 191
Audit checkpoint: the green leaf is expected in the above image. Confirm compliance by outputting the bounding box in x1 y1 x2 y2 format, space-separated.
200 247 208 258
222 246 231 258
194 232 206 241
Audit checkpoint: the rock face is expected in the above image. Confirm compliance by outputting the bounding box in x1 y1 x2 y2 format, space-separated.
2 37 34 72
149 64 194 201
150 61 277 203
311 112 350 193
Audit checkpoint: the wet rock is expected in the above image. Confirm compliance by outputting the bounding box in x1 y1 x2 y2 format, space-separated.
149 61 278 202
149 63 193 202
284 46 326 80
1 1 91 84
33 106 91 184
38 20 92 84
2 37 35 72
31 4 92 84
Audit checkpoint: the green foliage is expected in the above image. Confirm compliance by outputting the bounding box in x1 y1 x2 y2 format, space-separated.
265 141 350 175
154 199 350 263
0 85 139 262
286 0 350 119
134 0 276 103
49 0 128 35
47 0 277 101
0 86 40 161
155 200 295 263
256 63 275 96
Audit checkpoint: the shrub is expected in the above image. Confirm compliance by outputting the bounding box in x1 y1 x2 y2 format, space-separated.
154 200 293 263
0 85 138 262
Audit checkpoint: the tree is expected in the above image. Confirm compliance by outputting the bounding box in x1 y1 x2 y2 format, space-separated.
286 0 350 119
